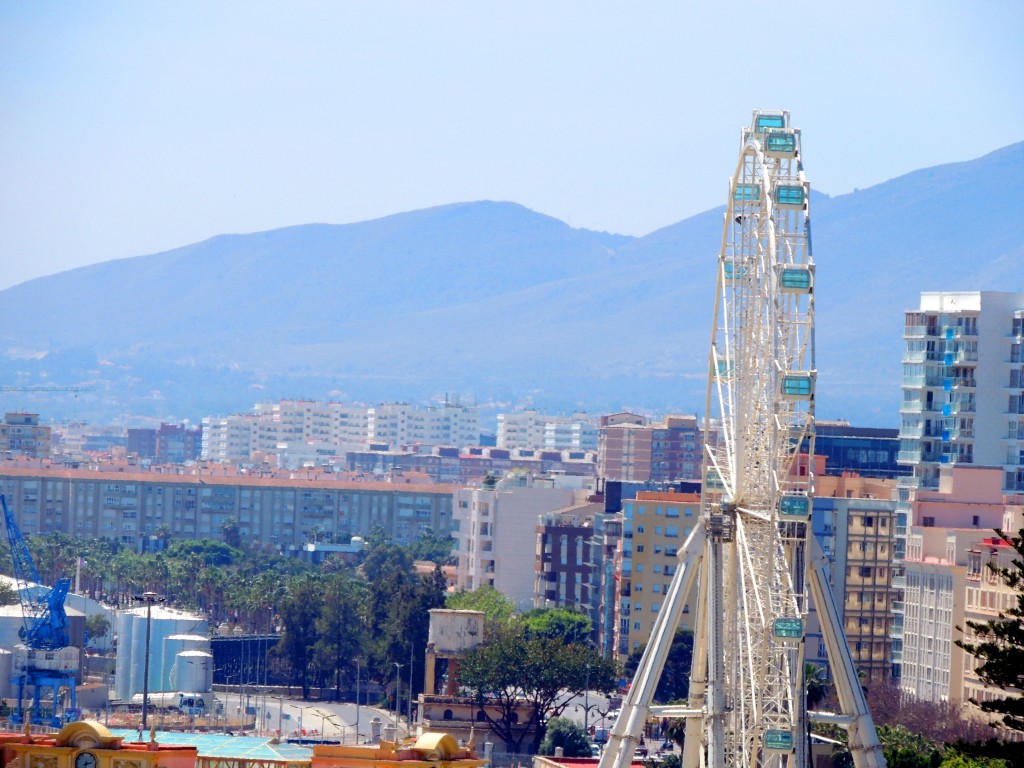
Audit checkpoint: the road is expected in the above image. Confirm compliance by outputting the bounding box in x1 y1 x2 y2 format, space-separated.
212 688 615 743
215 691 405 742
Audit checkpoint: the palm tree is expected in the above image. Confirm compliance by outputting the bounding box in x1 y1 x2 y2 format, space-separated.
805 663 832 763
805 663 830 710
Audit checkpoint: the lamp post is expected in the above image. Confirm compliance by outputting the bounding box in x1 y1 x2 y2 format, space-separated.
393 662 404 729
355 659 362 743
133 591 164 732
584 663 591 733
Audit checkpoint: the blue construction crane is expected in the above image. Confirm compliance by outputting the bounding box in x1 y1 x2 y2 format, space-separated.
0 492 78 725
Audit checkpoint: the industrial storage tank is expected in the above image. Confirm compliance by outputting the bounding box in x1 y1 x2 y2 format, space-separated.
116 605 207 701
0 648 12 699
170 649 213 693
161 634 210 690
113 609 135 703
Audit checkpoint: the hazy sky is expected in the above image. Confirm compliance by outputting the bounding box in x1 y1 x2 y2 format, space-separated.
1 2 1021 290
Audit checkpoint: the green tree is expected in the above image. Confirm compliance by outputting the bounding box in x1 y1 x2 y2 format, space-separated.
955 527 1024 732
538 716 592 757
522 607 592 645
315 572 368 700
625 629 694 703
165 538 242 566
939 752 1008 768
446 585 517 632
221 518 242 549
458 623 617 753
406 528 456 565
85 614 110 647
831 725 942 768
0 580 18 606
805 663 830 710
273 575 325 698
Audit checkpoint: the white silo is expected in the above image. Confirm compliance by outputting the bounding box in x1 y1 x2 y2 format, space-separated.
116 605 207 701
114 609 136 703
171 649 213 693
0 648 13 699
161 634 210 690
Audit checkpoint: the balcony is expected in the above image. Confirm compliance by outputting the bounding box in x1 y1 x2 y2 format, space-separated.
897 450 922 464
904 325 927 338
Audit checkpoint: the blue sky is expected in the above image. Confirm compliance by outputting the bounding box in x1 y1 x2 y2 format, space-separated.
1 1 1021 290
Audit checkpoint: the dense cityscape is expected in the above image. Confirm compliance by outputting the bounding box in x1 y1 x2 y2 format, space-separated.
0 288 1021 767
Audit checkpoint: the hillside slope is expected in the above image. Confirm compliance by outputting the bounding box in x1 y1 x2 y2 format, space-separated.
0 143 1020 424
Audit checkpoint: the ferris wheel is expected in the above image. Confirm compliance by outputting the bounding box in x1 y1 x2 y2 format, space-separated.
600 111 886 768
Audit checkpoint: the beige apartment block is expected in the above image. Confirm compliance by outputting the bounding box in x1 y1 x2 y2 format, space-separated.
0 412 51 459
900 466 1019 706
961 506 1024 724
0 464 457 551
614 490 700 660
598 413 702 483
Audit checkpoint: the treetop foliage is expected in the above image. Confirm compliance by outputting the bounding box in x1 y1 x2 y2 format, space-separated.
522 607 592 644
537 716 592 757
165 538 244 566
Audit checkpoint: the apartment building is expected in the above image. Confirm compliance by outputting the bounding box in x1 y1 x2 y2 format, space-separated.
452 476 591 610
346 445 596 484
898 466 1009 704
202 399 478 465
496 410 597 451
534 500 603 615
961 506 1024 719
898 291 1024 495
813 422 906 480
815 474 899 682
598 414 702 483
0 413 51 459
127 423 202 464
0 465 457 551
613 491 700 660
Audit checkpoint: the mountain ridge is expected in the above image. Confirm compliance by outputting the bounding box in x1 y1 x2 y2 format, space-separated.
1 142 1021 426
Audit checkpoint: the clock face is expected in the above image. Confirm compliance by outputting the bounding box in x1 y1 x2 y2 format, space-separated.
75 752 97 768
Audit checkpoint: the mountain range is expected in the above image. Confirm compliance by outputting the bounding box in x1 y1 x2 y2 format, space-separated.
1 142 1021 427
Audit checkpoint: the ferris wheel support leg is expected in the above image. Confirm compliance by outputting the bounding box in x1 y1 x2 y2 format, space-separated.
683 555 710 768
600 526 706 768
807 538 887 768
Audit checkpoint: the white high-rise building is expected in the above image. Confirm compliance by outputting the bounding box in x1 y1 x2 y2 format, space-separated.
497 410 597 451
899 291 1024 495
452 476 591 610
203 399 477 464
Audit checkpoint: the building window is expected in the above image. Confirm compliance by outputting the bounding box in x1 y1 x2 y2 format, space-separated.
923 516 936 527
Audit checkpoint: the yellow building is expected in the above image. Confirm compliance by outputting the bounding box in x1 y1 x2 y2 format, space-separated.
1 721 197 768
614 491 700 659
312 734 484 768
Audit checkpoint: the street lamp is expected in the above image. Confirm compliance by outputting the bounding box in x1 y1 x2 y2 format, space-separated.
393 662 405 729
133 591 165 732
354 659 363 743
584 663 591 733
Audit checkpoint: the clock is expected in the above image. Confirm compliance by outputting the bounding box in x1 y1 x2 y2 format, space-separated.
75 752 97 768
